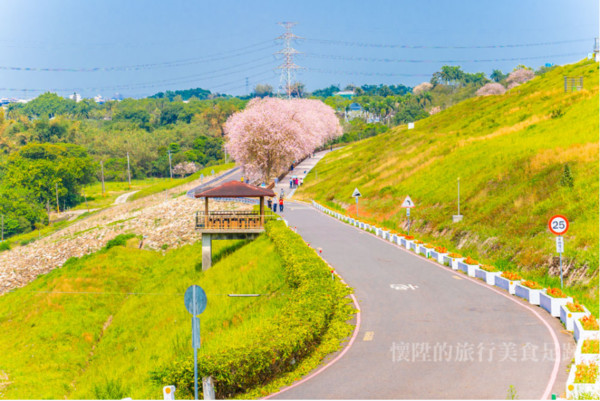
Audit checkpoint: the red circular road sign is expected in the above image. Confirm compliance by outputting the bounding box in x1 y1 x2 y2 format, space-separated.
548 215 569 236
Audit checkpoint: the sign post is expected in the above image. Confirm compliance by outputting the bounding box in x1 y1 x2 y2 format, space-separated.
352 188 362 218
184 285 208 400
548 215 569 288
401 195 415 235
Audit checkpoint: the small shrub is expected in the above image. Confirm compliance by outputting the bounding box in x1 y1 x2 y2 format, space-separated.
160 244 169 250
105 233 137 250
550 107 564 119
0 241 10 252
93 378 128 400
560 164 574 188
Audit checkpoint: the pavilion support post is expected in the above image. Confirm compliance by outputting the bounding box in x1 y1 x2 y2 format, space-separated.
202 234 212 270
204 198 209 228
259 196 264 227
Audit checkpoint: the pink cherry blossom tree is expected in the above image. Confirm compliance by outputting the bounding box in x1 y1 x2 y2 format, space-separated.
506 68 534 87
224 98 341 181
476 82 507 96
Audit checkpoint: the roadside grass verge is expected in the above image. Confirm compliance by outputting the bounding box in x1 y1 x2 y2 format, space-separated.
297 59 598 316
150 220 355 399
0 233 289 399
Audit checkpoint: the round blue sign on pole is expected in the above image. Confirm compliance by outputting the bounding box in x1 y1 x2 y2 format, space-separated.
184 285 207 315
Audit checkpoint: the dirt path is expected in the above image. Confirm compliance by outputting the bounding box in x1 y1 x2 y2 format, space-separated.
114 191 139 205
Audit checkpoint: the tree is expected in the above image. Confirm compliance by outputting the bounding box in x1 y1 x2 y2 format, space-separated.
224 98 342 181
173 161 199 178
413 82 433 95
253 84 273 98
490 69 507 83
3 142 95 209
506 68 535 87
476 83 506 96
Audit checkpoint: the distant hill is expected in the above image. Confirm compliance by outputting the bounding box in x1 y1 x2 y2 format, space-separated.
298 59 599 314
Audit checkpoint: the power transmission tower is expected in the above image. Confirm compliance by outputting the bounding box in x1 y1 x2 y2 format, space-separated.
276 22 303 99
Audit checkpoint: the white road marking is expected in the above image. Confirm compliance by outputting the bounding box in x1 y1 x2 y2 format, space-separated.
390 284 419 291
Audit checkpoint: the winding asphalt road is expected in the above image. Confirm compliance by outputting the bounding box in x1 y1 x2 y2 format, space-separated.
264 153 574 399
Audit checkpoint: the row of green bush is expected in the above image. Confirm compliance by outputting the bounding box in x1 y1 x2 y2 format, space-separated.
150 220 354 398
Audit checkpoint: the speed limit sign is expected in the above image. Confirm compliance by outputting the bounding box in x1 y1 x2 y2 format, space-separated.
548 215 569 236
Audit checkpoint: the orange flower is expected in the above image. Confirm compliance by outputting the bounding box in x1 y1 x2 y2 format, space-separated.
464 257 479 265
521 280 542 290
546 287 567 298
580 315 599 331
501 271 521 280
480 264 498 272
566 301 585 313
434 246 447 253
448 252 463 258
582 339 599 354
425 243 435 248
414 240 424 244
405 235 415 240
574 362 598 384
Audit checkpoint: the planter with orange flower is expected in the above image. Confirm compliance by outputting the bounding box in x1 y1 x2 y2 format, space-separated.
576 336 600 365
565 361 600 399
539 287 572 317
575 314 600 343
421 243 434 258
443 252 464 270
515 280 544 305
475 264 501 285
401 235 414 249
394 233 405 246
430 246 447 264
560 301 591 332
494 271 522 295
457 256 480 277
413 240 425 255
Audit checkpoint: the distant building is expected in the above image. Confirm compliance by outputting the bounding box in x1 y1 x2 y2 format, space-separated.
93 94 105 104
334 90 356 99
69 92 82 102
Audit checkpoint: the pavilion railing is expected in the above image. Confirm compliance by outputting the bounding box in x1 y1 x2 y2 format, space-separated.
195 210 276 230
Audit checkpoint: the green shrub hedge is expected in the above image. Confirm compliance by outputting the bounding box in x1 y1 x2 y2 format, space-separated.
150 220 353 398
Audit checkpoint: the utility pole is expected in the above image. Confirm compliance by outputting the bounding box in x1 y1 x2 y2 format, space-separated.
55 183 60 213
245 77 249 97
127 152 132 189
168 149 173 180
276 22 303 99
100 160 105 197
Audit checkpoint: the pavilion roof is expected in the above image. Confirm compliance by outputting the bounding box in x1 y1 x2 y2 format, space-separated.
194 180 275 198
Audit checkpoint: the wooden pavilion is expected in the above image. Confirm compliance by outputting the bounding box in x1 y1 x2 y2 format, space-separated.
194 180 275 269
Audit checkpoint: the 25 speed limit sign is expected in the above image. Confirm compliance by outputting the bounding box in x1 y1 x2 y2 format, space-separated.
548 215 569 236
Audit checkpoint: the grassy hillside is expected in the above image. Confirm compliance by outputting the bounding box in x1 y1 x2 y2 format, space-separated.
297 59 598 314
0 236 288 399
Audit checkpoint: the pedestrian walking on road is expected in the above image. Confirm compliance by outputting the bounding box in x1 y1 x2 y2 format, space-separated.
267 198 273 209
280 188 284 198
289 178 293 188
279 197 284 212
273 197 278 213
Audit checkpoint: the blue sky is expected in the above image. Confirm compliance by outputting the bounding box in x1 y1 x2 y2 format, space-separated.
0 0 597 99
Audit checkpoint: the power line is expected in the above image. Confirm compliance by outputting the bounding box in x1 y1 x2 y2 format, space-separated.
307 68 432 77
0 59 276 93
304 51 585 64
305 37 593 50
0 41 277 72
